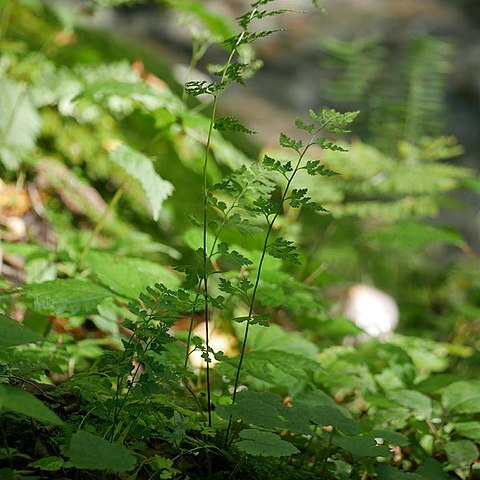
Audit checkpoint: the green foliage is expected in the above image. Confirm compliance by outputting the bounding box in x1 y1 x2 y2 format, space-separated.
236 429 299 457
0 384 63 425
109 143 173 221
62 430 136 471
22 279 113 315
0 1 478 479
0 314 43 349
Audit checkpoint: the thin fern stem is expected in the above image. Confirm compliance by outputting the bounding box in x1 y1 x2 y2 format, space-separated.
76 184 126 268
226 129 322 443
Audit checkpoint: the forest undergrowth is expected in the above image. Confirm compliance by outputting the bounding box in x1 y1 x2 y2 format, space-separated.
0 0 479 479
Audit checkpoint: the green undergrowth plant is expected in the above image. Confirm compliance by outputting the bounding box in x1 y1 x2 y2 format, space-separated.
0 0 479 479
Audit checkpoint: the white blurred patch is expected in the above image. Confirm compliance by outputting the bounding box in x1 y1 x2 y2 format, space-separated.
343 284 399 339
189 322 237 369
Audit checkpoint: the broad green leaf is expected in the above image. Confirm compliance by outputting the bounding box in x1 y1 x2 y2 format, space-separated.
236 429 298 457
414 374 463 394
63 430 136 472
415 459 449 480
22 279 113 315
389 390 432 418
0 385 63 425
109 144 173 221
310 405 359 435
376 465 425 480
233 323 318 358
334 435 391 461
444 440 479 469
220 391 286 429
442 381 480 413
370 430 410 447
0 79 40 170
85 251 179 299
0 314 43 349
454 421 480 441
29 456 70 471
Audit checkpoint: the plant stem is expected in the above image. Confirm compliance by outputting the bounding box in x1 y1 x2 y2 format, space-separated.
76 185 125 268
319 428 334 479
225 133 320 445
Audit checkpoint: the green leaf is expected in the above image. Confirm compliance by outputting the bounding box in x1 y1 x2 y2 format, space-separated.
226 391 286 429
310 406 359 435
370 430 410 447
217 243 253 266
233 314 270 327
267 237 300 264
63 430 136 472
262 155 293 177
334 435 391 461
0 79 40 170
376 465 425 480
444 440 479 469
442 380 480 413
279 133 303 152
316 136 348 152
184 80 222 96
415 459 449 480
0 385 63 425
0 314 43 349
22 279 113 315
236 429 299 457
109 144 173 221
29 456 70 471
303 160 338 176
214 117 255 134
388 390 432 418
85 251 179 299
454 421 480 441
294 117 314 133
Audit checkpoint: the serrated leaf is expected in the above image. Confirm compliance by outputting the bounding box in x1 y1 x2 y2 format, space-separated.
454 421 480 441
442 380 480 413
22 279 113 315
0 79 41 170
63 430 136 472
334 435 391 461
376 465 425 480
310 406 359 435
267 237 300 264
0 385 63 425
279 133 303 152
415 459 449 480
233 314 270 326
109 144 173 221
370 430 410 447
223 29 281 50
444 440 479 469
226 391 286 429
294 117 314 133
29 456 70 471
217 243 252 266
85 251 179 299
184 80 221 96
0 314 43 349
236 429 298 457
389 390 432 418
303 160 339 176
316 136 348 152
262 155 293 176
214 116 255 134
